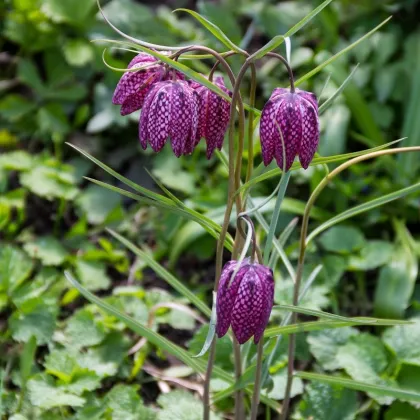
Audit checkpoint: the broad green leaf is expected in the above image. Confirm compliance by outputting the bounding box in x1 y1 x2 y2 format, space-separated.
42 0 96 24
20 336 37 385
385 402 420 420
0 245 33 293
175 9 243 53
318 226 365 254
106 384 156 420
106 229 211 317
0 95 36 122
63 39 94 67
251 0 333 59
296 382 358 420
348 241 394 271
23 236 68 266
10 301 57 344
336 333 394 404
296 371 420 403
28 374 85 409
265 368 304 400
374 222 418 319
75 260 111 292
383 317 420 365
307 328 359 371
75 184 122 225
295 17 392 86
158 389 221 420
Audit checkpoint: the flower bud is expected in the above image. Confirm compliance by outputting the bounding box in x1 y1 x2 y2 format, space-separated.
216 259 274 344
139 80 199 157
260 88 319 171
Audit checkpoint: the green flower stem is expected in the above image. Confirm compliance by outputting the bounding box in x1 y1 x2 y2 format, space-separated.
250 338 265 420
280 145 420 420
245 63 257 193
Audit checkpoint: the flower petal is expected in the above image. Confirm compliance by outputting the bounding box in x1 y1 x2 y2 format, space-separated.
231 266 265 344
274 94 302 171
260 98 283 166
139 84 159 149
253 267 274 344
216 261 241 338
298 96 319 169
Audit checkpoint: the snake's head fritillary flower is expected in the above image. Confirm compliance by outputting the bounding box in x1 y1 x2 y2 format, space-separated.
260 88 319 171
193 76 232 159
216 259 274 344
139 80 199 157
112 52 184 116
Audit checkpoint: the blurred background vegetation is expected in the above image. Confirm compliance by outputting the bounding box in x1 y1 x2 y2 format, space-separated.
1 0 420 419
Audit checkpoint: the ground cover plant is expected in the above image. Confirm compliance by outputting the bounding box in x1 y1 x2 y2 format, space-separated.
1 0 420 419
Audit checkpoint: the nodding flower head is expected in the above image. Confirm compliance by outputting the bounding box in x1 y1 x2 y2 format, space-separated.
112 52 183 116
260 88 319 171
139 80 199 157
193 76 232 159
216 259 274 344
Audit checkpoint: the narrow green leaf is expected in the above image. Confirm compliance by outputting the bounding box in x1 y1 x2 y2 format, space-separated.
264 318 412 338
86 178 233 250
106 229 211 317
240 138 405 190
67 143 173 205
274 305 377 324
296 371 420 403
306 181 420 245
251 0 334 59
174 9 244 53
193 293 217 358
295 17 392 86
319 64 359 114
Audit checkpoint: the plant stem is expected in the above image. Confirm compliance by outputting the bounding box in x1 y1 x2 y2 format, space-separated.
250 338 265 420
233 338 245 420
280 145 420 420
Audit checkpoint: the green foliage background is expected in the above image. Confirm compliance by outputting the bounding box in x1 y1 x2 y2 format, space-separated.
1 0 420 419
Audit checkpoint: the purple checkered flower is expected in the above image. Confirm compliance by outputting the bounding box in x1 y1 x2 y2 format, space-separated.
260 88 319 171
193 77 232 158
139 80 199 157
112 52 184 116
216 259 274 344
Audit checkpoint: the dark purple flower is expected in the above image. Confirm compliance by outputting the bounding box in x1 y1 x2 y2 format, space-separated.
193 77 232 158
216 259 274 344
259 88 319 171
112 52 184 116
139 80 199 157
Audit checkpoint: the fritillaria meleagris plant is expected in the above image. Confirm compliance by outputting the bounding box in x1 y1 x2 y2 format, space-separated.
97 4 323 420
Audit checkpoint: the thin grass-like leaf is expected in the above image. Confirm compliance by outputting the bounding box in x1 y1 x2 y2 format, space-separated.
296 371 420 403
264 318 412 338
174 9 245 53
86 178 233 250
319 64 359 114
193 293 217 358
68 143 173 204
295 17 392 86
107 229 212 317
306 181 420 245
240 138 405 191
274 304 378 324
251 0 334 59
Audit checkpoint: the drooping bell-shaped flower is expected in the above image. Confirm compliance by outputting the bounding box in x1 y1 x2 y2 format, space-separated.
139 80 199 157
260 88 319 171
193 76 232 158
216 259 274 344
112 52 183 116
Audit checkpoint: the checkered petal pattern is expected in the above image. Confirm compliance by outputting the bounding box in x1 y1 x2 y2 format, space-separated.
260 88 319 171
113 52 184 116
216 260 274 344
194 77 232 158
139 80 199 157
